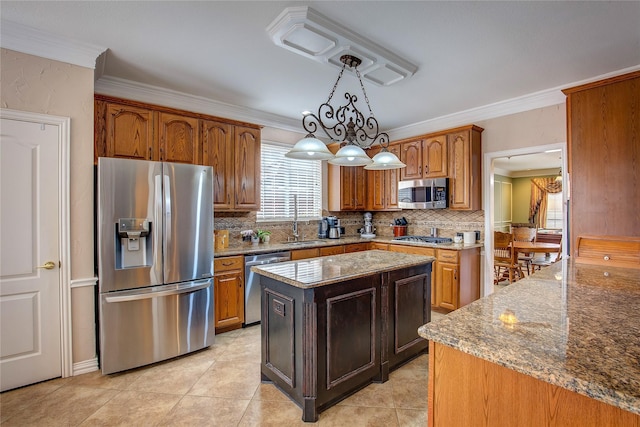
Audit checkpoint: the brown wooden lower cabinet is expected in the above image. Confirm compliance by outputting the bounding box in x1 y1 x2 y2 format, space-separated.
428 342 640 427
261 263 432 422
387 244 479 311
213 255 244 333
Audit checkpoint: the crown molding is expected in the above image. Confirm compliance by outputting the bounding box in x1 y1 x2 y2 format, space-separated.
96 63 640 140
388 64 640 141
0 20 106 69
94 76 303 134
387 88 566 141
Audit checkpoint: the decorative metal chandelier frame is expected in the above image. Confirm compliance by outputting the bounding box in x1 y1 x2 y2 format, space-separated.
303 55 390 149
286 55 405 170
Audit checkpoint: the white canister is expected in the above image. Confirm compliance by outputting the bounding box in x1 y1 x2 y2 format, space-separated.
463 231 476 245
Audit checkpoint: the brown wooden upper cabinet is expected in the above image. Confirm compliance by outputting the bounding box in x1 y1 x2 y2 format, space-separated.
95 95 262 211
328 143 366 211
366 145 400 211
158 112 200 164
400 136 448 180
102 103 155 161
448 126 482 211
233 127 261 211
201 120 260 211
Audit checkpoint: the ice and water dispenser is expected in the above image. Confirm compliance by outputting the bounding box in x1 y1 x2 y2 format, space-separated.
115 218 151 269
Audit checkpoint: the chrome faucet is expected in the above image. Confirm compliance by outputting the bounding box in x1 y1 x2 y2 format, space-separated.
292 194 299 241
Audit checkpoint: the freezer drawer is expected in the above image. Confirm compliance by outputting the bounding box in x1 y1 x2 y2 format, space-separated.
100 279 214 374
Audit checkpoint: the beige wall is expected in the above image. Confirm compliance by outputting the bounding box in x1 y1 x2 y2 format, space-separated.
477 103 566 153
1 48 96 363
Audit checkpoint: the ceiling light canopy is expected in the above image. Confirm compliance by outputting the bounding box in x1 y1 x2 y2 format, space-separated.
285 54 406 170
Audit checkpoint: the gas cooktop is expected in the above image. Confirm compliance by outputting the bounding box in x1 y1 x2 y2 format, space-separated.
393 236 453 244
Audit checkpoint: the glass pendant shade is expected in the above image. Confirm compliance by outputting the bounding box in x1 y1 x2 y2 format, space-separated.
328 144 373 166
364 150 406 170
285 134 335 160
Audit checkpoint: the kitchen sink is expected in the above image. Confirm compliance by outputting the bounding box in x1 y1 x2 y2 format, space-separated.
285 240 325 245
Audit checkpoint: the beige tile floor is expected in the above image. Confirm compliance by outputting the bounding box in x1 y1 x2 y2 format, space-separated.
1 313 447 426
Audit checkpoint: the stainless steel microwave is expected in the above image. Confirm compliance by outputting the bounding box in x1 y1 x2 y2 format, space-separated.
398 178 449 209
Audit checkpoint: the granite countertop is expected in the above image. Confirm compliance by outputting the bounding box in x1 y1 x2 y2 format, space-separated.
419 259 640 415
251 249 435 288
214 235 482 257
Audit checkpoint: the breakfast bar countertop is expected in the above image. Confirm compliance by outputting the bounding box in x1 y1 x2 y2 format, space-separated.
418 260 640 415
250 249 435 288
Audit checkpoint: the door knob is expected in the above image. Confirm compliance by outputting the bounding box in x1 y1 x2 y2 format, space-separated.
37 261 56 270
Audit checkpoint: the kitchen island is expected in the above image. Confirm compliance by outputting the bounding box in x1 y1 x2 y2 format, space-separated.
419 260 640 426
252 250 434 422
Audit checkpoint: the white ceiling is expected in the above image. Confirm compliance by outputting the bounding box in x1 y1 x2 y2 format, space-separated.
2 1 639 139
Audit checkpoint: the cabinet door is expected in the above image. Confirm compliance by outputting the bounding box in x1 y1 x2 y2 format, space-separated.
234 126 260 210
366 147 385 210
423 135 448 177
448 131 471 210
214 270 244 331
202 120 234 209
400 139 423 180
436 261 459 311
105 104 155 160
158 112 200 164
353 165 366 210
448 129 481 210
385 145 400 209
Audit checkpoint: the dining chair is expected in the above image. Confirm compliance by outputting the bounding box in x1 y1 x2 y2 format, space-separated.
494 231 524 284
512 226 537 275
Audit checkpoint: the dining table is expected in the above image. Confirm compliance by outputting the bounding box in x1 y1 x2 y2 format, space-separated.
512 241 561 260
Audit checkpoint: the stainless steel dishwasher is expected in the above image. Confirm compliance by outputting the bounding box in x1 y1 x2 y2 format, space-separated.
244 251 291 326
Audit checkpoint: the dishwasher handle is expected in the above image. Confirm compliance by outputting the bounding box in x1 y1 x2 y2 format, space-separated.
246 257 290 267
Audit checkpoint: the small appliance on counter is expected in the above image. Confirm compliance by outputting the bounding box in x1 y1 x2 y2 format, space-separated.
360 212 376 238
319 216 340 238
318 217 329 239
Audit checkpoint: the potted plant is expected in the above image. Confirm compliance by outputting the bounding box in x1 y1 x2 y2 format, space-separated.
256 229 271 243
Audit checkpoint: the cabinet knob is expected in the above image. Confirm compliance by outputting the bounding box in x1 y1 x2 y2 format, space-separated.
603 255 610 261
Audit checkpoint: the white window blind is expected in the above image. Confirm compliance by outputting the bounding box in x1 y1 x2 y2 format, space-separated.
545 192 563 229
258 142 322 222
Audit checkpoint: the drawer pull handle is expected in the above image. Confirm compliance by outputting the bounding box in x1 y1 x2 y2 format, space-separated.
603 255 610 261
222 261 234 266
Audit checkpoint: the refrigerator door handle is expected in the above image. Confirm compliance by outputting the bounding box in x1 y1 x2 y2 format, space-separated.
104 279 211 303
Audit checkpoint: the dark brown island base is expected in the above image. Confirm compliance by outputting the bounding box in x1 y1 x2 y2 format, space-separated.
251 250 434 422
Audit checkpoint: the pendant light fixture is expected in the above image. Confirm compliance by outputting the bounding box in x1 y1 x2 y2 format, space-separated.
285 55 405 170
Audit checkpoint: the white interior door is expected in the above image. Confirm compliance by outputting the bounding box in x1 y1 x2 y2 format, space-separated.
0 117 61 391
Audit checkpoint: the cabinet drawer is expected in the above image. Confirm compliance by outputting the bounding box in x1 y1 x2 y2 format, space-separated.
320 246 344 256
388 244 435 257
575 236 640 269
437 249 459 263
344 243 369 253
215 255 244 272
291 248 320 260
369 242 389 250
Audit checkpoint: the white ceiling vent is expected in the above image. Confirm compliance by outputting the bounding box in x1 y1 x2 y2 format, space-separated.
267 6 418 86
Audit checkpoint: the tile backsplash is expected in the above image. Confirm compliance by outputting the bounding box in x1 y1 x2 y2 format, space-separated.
215 209 485 244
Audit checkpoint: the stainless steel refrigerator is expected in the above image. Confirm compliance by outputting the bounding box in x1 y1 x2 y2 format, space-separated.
97 157 214 374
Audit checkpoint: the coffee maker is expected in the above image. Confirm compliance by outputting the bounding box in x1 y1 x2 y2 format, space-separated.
318 216 339 239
